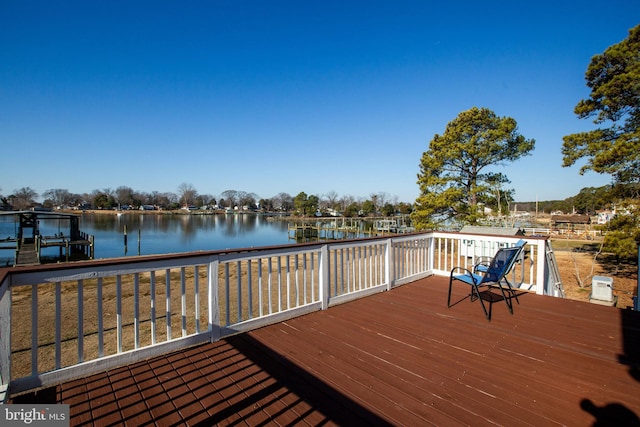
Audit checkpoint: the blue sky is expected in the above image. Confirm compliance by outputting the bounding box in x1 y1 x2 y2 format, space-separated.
1 2 638 204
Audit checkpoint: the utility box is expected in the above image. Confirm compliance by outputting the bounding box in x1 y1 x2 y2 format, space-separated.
590 276 617 306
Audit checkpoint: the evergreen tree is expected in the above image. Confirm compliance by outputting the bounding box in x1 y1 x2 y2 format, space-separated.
412 107 534 229
562 24 640 186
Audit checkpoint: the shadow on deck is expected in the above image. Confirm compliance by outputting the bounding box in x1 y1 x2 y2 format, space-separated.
10 275 640 426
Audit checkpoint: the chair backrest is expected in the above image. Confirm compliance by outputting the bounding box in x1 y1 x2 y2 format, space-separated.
480 243 525 284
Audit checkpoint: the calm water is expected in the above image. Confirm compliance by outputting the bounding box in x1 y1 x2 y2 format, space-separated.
0 212 293 264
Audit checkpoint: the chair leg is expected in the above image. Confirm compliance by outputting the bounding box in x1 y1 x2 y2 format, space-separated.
504 278 520 304
492 280 516 314
447 277 453 307
472 284 490 320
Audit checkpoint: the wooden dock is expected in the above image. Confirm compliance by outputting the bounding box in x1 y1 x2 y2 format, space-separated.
287 216 415 242
0 210 94 266
40 235 94 263
288 223 381 241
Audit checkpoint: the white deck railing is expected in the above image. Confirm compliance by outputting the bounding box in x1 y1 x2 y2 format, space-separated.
0 232 550 399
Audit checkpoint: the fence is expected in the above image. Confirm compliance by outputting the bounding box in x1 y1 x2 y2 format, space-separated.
0 232 549 399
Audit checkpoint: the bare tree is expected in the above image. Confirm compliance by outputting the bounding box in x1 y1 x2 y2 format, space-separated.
164 192 178 208
272 192 293 211
324 191 339 209
177 183 198 206
199 194 215 206
42 188 74 207
221 190 239 208
115 186 135 207
238 192 259 208
338 194 356 212
369 192 390 214
12 187 38 210
570 241 604 288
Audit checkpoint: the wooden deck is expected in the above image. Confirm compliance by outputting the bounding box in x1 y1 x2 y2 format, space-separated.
10 275 640 426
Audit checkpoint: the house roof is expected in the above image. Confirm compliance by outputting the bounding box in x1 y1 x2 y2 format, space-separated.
460 225 524 236
551 214 591 224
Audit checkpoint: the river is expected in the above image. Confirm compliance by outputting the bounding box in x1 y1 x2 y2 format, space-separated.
0 212 293 264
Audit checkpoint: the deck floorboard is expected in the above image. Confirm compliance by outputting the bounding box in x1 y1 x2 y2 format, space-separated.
10 275 640 426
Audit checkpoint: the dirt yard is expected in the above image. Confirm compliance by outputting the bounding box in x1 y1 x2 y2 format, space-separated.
553 244 637 310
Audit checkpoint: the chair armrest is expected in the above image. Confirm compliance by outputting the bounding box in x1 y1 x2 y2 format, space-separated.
450 266 474 276
473 256 492 273
450 267 480 285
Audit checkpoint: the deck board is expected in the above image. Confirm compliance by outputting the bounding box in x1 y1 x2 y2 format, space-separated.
10 275 640 426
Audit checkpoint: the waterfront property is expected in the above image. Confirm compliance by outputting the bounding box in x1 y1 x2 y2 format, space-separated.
1 232 637 425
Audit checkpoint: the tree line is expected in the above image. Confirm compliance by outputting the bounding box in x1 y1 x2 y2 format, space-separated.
516 184 640 216
0 185 412 218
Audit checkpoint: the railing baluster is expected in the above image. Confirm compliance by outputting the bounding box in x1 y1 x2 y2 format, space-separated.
358 246 363 290
209 258 220 340
236 261 242 323
302 253 307 304
277 257 282 312
376 244 381 285
333 249 338 296
116 275 122 353
150 271 156 345
376 244 380 285
224 263 230 326
78 279 84 363
258 258 263 317
379 243 384 284
134 273 140 348
286 255 291 309
404 240 410 276
165 269 171 341
365 245 371 288
343 248 348 294
248 260 253 319
350 247 355 293
55 282 61 369
181 267 187 337
294 254 299 307
194 266 200 334
453 237 458 270
372 245 377 286
97 277 103 357
267 257 273 314
412 240 417 275
31 285 37 375
310 252 316 301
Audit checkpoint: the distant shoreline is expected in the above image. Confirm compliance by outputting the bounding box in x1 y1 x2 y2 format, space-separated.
57 209 297 218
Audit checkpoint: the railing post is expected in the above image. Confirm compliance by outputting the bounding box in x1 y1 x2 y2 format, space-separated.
428 235 435 273
319 244 330 310
209 256 221 342
0 275 11 403
385 238 393 290
536 240 547 295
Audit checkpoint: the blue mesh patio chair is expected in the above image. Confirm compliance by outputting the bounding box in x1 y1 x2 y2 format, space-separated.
447 241 526 320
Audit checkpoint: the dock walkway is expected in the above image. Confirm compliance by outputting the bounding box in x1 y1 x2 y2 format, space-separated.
14 243 39 266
